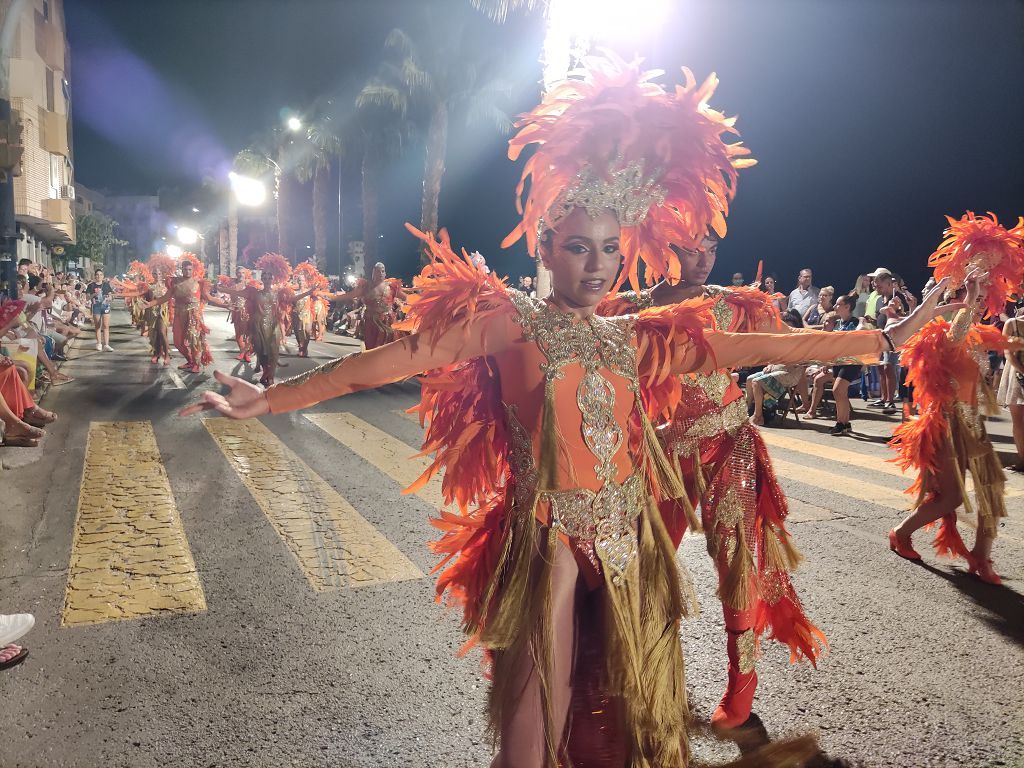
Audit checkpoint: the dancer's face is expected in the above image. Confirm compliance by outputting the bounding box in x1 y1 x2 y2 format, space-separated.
541 207 621 312
181 262 193 279
670 236 718 286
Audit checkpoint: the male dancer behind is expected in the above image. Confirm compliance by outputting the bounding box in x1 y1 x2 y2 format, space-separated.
599 233 824 731
322 262 406 350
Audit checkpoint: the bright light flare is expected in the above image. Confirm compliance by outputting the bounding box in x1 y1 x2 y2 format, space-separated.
165 244 183 258
229 172 267 207
345 274 357 287
543 0 671 87
286 116 303 132
177 226 199 245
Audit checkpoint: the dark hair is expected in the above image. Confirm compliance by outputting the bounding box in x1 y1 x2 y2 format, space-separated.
836 292 857 310
18 258 31 267
781 309 804 328
760 272 778 289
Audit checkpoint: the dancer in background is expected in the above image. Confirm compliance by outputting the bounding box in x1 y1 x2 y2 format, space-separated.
124 260 152 335
145 254 177 366
290 262 329 357
145 253 226 374
598 232 830 731
220 269 256 362
890 212 1024 585
323 262 406 350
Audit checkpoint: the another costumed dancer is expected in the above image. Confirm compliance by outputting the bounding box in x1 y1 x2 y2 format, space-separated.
125 260 152 334
181 57 955 767
145 253 177 366
598 226 827 730
889 212 1024 585
290 261 329 357
221 269 256 362
146 253 225 373
323 262 406 350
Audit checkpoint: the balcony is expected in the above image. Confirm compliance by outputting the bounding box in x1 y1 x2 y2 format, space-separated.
40 108 69 156
41 197 75 243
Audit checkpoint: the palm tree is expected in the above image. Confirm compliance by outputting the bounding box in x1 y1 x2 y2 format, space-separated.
469 0 546 22
295 115 345 272
357 18 512 246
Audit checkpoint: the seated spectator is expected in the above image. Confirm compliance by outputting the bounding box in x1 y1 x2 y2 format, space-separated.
746 310 807 425
802 293 862 435
803 285 835 327
3 277 73 387
851 274 871 318
787 268 819 315
0 613 34 671
731 271 745 287
759 273 786 313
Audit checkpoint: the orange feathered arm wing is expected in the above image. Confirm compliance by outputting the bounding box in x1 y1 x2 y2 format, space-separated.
721 285 785 332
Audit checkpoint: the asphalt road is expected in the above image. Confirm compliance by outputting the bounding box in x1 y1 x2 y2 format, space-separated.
1 307 1022 768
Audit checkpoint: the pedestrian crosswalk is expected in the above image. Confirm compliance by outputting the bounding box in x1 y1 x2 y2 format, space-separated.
61 405 1023 628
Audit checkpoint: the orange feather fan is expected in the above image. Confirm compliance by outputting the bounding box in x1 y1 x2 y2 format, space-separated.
501 53 755 291
177 252 205 280
255 253 291 284
928 211 1024 317
147 253 177 278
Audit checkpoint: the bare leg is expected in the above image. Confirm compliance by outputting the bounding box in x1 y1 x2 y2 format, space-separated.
804 372 828 415
93 315 102 346
749 380 765 425
834 379 851 424
1009 405 1024 466
491 541 579 768
101 315 110 347
893 451 963 545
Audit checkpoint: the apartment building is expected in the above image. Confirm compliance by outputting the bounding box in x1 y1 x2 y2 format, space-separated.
75 183 163 275
6 0 74 267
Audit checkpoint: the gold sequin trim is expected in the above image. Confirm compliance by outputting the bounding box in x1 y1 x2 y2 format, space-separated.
736 628 757 674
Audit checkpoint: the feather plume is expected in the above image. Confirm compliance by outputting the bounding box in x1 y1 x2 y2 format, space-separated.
293 260 330 290
928 211 1024 317
126 260 153 283
501 53 755 290
255 253 292 284
178 252 205 280
146 253 177 278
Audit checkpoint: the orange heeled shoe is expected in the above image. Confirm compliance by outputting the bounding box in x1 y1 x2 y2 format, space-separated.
712 628 758 731
888 529 921 561
967 554 1002 585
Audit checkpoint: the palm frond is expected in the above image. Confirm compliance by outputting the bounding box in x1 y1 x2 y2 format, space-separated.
384 27 417 58
465 100 513 135
469 0 547 23
356 82 409 116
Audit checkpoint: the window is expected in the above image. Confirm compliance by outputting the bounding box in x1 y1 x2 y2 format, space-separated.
49 153 63 197
46 68 55 112
42 1 50 21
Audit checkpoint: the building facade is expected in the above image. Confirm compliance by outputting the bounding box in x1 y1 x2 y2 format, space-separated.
6 0 74 267
75 184 163 275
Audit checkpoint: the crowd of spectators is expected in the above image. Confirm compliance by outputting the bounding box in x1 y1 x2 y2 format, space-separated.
0 258 87 448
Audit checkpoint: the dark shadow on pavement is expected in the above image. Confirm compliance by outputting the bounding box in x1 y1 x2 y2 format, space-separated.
918 561 1024 648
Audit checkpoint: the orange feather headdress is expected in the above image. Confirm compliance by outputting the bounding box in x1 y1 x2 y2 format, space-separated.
500 53 756 290
293 260 329 290
147 253 177 278
178 252 204 280
126 260 153 283
255 253 292 284
928 211 1024 317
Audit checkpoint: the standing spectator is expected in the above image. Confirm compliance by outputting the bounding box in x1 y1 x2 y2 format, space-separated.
518 275 537 298
86 269 114 352
851 274 871 318
787 268 818 315
731 271 744 287
998 300 1024 471
867 268 907 414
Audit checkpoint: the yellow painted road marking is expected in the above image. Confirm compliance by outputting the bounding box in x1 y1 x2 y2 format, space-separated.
760 430 908 479
63 422 206 627
205 418 423 591
307 412 448 511
769 456 910 511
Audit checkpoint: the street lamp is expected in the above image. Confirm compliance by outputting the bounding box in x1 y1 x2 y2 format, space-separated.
286 116 303 132
165 244 183 259
228 172 267 207
176 226 199 246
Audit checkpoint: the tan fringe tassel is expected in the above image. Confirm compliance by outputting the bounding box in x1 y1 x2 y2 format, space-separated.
538 377 560 490
721 526 755 612
763 525 803 573
480 503 540 649
638 407 701 533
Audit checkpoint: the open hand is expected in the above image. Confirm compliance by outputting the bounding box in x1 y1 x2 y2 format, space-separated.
885 270 985 348
179 369 270 419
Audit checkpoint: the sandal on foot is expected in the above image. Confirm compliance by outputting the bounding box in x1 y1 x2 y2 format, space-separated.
888 529 921 561
23 407 56 426
0 645 28 670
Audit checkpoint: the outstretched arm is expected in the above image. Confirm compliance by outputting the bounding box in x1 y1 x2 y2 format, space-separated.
180 310 517 419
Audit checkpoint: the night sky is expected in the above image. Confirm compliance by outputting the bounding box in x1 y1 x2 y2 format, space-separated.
66 0 1024 293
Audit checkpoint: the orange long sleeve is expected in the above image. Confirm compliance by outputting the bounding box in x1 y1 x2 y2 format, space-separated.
265 311 517 414
676 328 886 375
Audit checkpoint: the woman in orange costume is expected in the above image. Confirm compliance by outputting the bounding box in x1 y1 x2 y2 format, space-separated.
145 253 225 374
890 212 1024 585
322 262 406 350
220 269 256 362
598 230 829 731
146 254 177 366
182 59 953 767
0 299 52 447
290 261 329 357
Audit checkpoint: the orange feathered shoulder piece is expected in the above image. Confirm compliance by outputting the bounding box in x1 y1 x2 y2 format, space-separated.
596 290 651 316
396 225 516 643
293 260 330 290
126 260 153 283
716 285 784 332
928 211 1024 317
397 225 514 348
633 298 717 418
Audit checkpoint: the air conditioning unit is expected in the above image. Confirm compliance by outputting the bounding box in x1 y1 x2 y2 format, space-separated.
60 184 75 200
